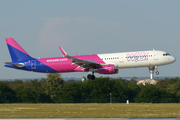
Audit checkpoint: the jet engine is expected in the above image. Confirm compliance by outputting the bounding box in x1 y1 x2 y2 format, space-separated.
97 64 118 74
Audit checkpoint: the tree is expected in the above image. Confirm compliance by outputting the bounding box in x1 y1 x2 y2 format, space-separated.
45 73 64 99
15 86 37 103
135 84 175 103
0 82 16 103
15 85 51 103
126 79 141 102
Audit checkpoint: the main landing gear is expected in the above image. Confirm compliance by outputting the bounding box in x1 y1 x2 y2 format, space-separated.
148 66 159 79
87 71 96 80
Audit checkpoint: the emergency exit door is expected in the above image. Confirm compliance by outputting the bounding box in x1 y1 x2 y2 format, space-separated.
31 60 36 69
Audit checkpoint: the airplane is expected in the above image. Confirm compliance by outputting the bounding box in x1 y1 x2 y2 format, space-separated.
4 38 176 80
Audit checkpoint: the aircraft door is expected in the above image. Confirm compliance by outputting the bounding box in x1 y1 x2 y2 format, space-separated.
31 60 36 69
153 51 158 60
119 55 124 63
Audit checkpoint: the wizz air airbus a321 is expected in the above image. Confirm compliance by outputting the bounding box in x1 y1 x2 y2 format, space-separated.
4 38 176 80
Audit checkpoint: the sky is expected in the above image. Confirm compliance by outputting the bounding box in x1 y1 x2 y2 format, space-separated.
0 0 179 79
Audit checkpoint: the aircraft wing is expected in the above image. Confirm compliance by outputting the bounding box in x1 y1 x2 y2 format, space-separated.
59 47 101 69
65 54 101 69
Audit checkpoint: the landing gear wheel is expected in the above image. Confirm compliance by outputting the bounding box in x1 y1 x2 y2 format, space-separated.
91 75 95 80
156 71 159 75
87 74 92 79
87 74 96 80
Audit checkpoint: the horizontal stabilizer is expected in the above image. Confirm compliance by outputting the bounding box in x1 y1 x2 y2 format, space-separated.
5 62 24 67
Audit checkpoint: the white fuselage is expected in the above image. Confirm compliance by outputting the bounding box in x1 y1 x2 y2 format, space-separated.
98 50 176 69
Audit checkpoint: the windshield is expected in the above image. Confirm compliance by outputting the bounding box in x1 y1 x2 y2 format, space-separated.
163 53 170 56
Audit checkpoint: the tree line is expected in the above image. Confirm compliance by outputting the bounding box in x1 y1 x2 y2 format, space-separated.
0 73 180 103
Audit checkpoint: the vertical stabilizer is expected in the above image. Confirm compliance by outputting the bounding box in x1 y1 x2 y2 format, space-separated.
5 38 32 62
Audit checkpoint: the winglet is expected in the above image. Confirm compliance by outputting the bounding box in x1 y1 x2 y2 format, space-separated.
59 47 67 56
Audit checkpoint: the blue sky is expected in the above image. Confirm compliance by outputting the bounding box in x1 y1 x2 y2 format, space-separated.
0 0 179 79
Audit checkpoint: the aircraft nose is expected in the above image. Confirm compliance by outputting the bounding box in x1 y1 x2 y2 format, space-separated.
173 57 176 62
171 56 176 63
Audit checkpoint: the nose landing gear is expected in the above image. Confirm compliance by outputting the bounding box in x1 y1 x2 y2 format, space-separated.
155 66 159 75
148 66 159 79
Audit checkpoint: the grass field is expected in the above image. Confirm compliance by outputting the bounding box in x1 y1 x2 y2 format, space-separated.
0 103 180 118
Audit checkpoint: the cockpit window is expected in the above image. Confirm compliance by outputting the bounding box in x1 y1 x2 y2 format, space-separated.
163 53 170 56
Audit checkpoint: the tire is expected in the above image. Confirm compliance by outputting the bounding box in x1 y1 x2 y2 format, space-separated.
91 75 95 80
87 74 92 79
156 71 159 75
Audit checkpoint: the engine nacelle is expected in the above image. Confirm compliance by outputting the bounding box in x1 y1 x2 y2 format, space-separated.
97 64 118 74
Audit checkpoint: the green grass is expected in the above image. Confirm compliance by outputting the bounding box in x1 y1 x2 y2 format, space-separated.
0 103 180 118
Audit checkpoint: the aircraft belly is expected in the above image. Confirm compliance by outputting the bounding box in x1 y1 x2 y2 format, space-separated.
52 64 76 73
117 60 150 69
